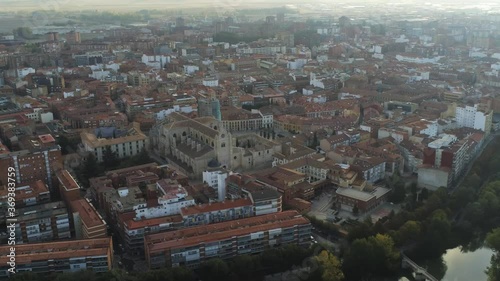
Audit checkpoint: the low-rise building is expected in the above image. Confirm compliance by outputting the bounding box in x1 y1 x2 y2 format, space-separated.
335 186 390 213
253 167 315 203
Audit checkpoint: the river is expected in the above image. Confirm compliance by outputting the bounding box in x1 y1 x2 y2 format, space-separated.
417 247 494 281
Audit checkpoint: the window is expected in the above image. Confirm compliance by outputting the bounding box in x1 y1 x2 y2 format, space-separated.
221 143 226 148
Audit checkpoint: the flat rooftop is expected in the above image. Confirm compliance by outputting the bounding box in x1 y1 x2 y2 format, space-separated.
146 210 304 246
57 169 80 191
180 198 252 216
336 187 375 202
0 238 112 264
70 198 106 228
14 201 67 221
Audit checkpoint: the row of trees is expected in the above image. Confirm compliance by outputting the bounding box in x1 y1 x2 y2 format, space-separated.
213 32 267 44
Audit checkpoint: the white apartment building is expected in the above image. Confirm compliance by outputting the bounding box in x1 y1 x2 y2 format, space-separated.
202 169 230 201
236 46 286 55
455 104 493 133
133 180 195 220
419 121 438 137
155 105 194 120
202 77 219 87
183 65 199 75
141 54 170 69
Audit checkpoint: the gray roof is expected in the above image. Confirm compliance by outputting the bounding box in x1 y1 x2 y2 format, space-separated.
248 188 281 201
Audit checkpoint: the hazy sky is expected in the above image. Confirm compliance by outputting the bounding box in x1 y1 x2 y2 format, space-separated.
0 0 295 10
0 0 498 11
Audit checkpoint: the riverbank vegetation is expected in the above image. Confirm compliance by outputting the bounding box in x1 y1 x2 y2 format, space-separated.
339 137 500 280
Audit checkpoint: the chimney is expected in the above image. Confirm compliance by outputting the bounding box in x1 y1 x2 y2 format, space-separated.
191 140 196 149
197 144 202 152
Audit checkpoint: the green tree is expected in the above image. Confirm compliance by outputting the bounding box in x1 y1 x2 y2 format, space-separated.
103 146 119 168
81 154 100 186
393 220 421 246
13 27 33 39
343 234 400 280
229 255 255 279
486 228 500 281
132 148 152 166
314 250 344 281
486 228 500 252
57 135 71 154
198 258 230 281
294 30 323 49
420 187 429 201
170 266 195 281
9 272 42 281
390 182 406 203
416 209 451 257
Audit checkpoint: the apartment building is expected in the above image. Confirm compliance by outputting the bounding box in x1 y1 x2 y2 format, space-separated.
225 173 283 214
144 210 311 269
280 158 331 185
88 163 178 206
253 167 315 203
80 122 148 162
118 213 183 255
328 145 388 183
57 169 81 207
320 134 351 152
220 106 273 132
245 188 283 216
202 168 230 201
13 201 71 244
180 198 253 227
0 180 50 208
70 198 107 239
138 179 196 219
418 132 482 190
0 238 113 278
0 144 62 190
122 94 178 119
455 103 493 134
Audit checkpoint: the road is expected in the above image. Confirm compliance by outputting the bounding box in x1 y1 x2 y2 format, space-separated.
148 150 168 165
